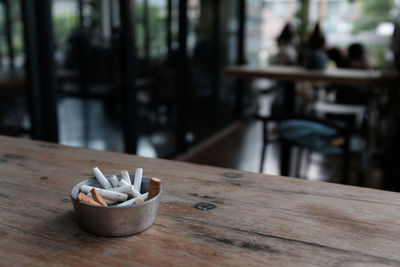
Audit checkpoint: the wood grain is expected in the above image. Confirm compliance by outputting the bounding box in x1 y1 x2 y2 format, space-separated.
0 135 400 266
225 65 399 87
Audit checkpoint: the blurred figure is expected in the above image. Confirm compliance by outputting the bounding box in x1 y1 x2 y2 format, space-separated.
275 23 298 65
304 23 328 70
327 48 346 68
333 43 370 106
346 43 370 69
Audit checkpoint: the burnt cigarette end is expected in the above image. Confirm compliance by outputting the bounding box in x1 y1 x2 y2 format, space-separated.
77 192 101 206
148 177 162 200
90 188 108 207
135 198 144 204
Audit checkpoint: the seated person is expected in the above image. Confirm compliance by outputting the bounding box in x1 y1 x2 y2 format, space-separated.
346 43 370 69
275 23 298 65
332 43 370 107
327 48 346 68
304 23 328 70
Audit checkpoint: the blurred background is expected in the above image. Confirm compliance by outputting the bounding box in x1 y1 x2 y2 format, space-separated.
1 0 400 190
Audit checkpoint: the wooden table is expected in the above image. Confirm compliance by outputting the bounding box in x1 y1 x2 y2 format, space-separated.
1 135 400 266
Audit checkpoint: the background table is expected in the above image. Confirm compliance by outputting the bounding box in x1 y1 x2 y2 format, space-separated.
1 135 400 266
225 65 399 86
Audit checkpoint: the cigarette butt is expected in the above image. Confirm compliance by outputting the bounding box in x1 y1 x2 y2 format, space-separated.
135 198 144 204
84 184 137 198
118 179 130 187
100 190 128 202
80 184 128 202
117 193 148 207
113 185 137 197
121 170 132 185
87 192 116 204
92 167 112 189
134 168 143 194
80 184 94 194
91 188 108 207
77 192 101 206
109 174 119 188
92 192 117 205
148 177 162 200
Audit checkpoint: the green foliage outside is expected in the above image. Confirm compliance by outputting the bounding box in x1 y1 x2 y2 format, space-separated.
351 0 395 34
135 3 167 59
0 1 24 56
349 0 400 69
0 2 79 60
53 14 79 53
295 0 309 44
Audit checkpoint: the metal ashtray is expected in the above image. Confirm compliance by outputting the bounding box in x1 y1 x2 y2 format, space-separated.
70 175 162 237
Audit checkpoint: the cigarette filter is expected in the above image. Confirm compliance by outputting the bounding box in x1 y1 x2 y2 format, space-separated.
148 177 162 200
77 192 101 206
88 192 116 205
91 188 108 207
135 198 144 204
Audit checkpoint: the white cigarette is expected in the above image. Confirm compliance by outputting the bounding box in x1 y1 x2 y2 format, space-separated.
82 184 139 198
132 188 142 198
109 174 119 188
92 167 112 189
113 185 142 197
100 190 128 202
134 168 143 194
121 170 132 185
113 185 136 197
80 185 128 202
117 193 148 207
80 184 94 194
118 179 129 187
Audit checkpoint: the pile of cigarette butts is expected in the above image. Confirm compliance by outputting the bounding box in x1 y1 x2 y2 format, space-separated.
77 167 162 207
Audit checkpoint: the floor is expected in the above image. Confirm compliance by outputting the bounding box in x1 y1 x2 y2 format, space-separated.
57 97 169 158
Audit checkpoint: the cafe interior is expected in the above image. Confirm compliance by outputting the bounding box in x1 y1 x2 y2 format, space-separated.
1 0 400 191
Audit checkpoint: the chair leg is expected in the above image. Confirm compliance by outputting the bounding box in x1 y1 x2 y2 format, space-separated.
303 149 312 179
295 147 304 178
280 140 291 176
357 152 367 186
342 135 350 184
260 121 268 173
260 142 267 173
